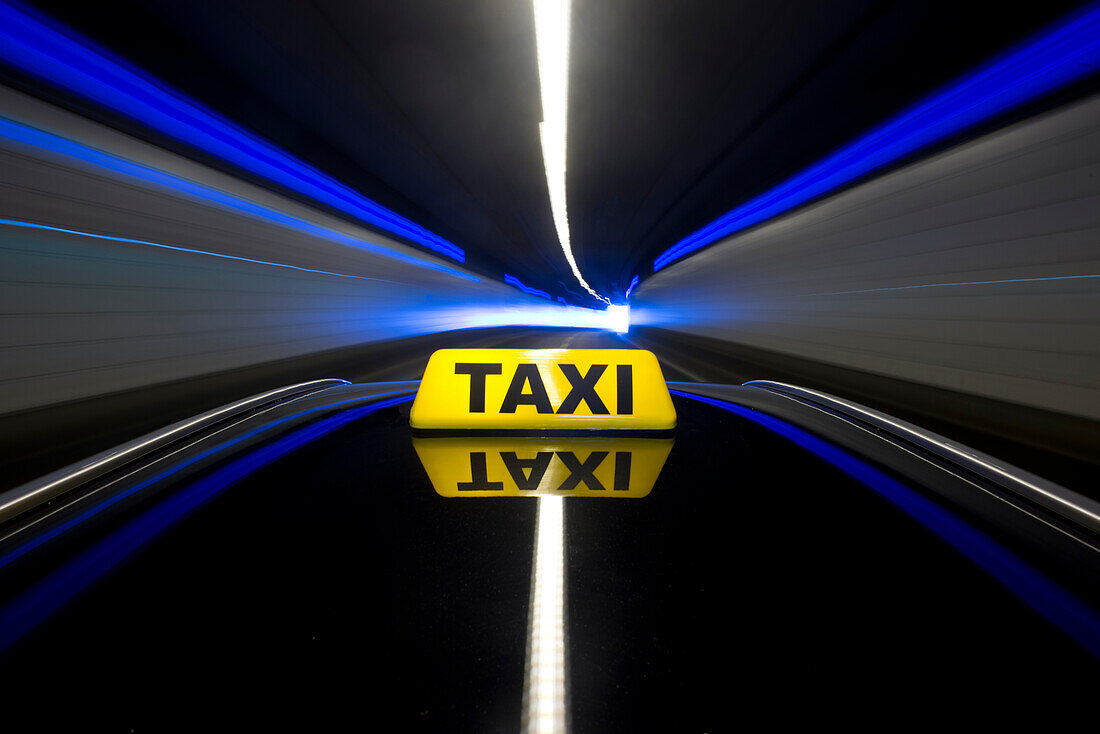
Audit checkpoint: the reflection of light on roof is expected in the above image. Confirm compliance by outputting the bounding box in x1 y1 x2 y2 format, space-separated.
522 496 567 734
654 2 1100 271
673 389 1100 658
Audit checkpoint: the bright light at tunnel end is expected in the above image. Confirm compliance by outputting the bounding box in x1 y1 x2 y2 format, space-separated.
533 0 610 305
606 304 630 333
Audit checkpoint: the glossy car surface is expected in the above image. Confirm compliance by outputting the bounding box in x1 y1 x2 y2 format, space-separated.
0 379 1097 731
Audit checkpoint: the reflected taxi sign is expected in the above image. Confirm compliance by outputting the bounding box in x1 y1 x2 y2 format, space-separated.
412 436 673 498
409 349 676 432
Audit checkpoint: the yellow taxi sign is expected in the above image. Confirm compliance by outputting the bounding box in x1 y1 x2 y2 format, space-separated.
412 436 673 498
409 349 675 432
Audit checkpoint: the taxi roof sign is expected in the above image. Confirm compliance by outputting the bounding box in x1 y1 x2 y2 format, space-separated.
410 348 676 433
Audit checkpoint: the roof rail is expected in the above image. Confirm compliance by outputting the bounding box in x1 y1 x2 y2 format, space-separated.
744 380 1100 535
0 379 348 525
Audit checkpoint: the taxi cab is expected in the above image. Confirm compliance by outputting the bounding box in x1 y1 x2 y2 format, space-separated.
0 349 1096 731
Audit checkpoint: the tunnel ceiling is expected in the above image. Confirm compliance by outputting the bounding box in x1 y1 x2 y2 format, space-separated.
16 0 1093 306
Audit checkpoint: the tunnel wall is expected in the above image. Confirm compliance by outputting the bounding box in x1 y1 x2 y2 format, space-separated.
0 86 561 416
634 93 1100 422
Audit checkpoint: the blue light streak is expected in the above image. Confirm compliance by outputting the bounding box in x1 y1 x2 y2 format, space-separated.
0 117 478 282
625 274 640 299
654 2 1100 271
504 272 552 300
0 218 400 283
0 0 463 262
671 389 1100 658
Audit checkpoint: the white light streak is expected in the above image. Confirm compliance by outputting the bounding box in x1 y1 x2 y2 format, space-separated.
533 0 609 304
522 496 567 734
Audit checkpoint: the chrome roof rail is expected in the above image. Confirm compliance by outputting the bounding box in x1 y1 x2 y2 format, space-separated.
0 379 349 525
744 380 1100 535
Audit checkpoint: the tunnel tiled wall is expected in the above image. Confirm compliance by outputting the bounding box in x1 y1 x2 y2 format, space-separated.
635 93 1100 421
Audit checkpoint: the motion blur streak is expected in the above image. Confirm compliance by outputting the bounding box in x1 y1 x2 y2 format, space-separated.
654 1 1100 271
802 274 1100 297
533 0 609 304
522 496 567 734
673 391 1100 658
0 219 398 284
0 86 619 417
634 92 1100 421
0 116 474 281
0 0 464 261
